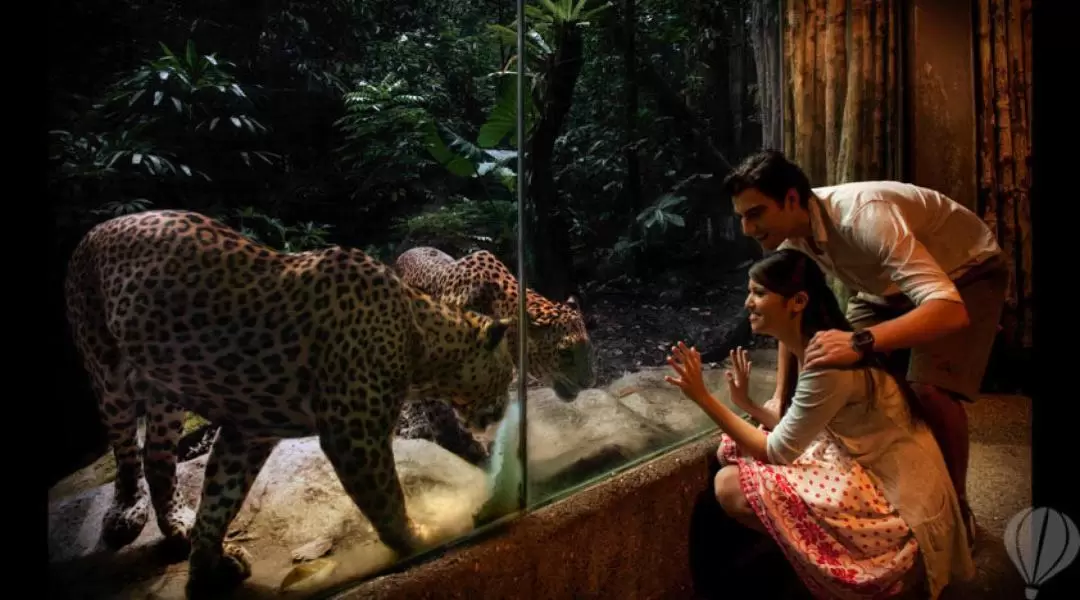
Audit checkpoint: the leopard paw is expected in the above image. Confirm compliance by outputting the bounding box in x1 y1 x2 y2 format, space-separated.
186 544 253 599
157 506 195 562
101 483 150 549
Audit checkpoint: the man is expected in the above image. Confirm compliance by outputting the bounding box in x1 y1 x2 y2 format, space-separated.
723 149 1008 546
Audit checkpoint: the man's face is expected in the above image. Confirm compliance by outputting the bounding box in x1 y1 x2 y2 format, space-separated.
732 187 798 251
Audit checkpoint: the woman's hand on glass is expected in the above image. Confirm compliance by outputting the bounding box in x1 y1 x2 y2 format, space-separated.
665 341 709 405
725 347 753 413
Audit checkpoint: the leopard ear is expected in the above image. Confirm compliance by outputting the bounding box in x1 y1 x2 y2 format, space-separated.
480 317 513 351
565 295 580 309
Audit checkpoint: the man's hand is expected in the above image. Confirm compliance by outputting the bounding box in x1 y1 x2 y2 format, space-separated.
804 329 861 369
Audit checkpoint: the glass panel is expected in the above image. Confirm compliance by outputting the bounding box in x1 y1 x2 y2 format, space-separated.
48 1 527 597
514 0 786 509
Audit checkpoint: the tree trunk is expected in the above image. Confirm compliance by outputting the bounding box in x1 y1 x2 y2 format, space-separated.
728 1 746 156
624 0 642 222
749 0 782 149
528 21 586 301
604 9 732 180
700 1 732 158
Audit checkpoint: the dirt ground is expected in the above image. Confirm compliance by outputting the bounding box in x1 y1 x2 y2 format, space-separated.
579 265 773 387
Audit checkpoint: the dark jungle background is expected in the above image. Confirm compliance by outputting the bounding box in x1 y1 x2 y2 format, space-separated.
47 0 785 489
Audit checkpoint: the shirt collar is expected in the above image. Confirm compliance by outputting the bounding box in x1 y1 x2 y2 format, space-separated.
807 192 829 248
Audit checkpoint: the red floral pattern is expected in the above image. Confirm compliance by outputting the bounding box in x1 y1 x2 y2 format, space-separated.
718 430 921 599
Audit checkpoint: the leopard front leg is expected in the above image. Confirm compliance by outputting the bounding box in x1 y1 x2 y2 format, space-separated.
185 426 278 599
318 398 426 559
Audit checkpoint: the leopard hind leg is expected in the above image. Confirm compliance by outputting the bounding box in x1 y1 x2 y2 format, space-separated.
396 396 489 466
139 378 196 561
95 362 151 550
67 260 149 549
185 426 279 599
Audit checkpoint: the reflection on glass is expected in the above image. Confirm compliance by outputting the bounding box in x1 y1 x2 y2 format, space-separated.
48 1 529 598
516 0 786 508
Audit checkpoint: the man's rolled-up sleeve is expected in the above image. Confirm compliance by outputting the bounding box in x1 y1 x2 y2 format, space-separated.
847 201 963 306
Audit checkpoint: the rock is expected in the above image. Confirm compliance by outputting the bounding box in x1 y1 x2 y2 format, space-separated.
48 437 489 600
279 557 339 593
290 537 334 563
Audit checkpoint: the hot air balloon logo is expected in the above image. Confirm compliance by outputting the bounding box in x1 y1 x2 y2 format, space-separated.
1004 506 1079 599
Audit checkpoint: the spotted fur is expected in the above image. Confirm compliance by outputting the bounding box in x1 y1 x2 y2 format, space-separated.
392 247 595 463
63 210 517 598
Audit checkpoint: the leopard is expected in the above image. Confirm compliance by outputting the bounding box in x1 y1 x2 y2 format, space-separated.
63 210 518 598
391 246 594 465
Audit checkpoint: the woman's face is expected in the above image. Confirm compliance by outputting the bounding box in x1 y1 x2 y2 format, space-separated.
743 278 800 337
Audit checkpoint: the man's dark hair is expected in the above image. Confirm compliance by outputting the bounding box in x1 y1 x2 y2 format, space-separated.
721 149 813 208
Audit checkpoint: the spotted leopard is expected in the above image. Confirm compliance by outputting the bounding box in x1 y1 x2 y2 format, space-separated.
391 247 594 464
63 210 517 598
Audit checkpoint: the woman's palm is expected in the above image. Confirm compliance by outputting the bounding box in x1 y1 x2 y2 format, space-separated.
726 347 753 411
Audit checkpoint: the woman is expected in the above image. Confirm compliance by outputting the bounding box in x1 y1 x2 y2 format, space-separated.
666 248 975 599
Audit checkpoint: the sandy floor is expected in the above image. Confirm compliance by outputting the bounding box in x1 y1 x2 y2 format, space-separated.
940 393 1031 599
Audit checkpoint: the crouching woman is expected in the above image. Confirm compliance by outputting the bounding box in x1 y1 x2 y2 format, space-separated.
666 248 975 599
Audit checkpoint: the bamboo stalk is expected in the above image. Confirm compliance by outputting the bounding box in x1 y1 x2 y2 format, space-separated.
1021 0 1033 151
991 0 1018 325
884 0 898 178
976 0 998 237
870 0 887 178
810 0 827 182
783 0 800 155
837 0 865 182
823 0 847 183
798 0 815 169
1007 0 1033 347
858 0 872 179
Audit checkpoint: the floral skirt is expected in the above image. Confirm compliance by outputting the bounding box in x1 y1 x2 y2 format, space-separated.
718 430 923 599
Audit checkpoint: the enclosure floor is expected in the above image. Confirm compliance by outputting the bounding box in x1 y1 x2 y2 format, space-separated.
940 392 1031 599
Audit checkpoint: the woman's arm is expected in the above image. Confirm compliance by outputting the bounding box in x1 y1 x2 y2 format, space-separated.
694 391 771 462
743 395 780 431
666 344 847 464
748 342 791 430
764 368 851 464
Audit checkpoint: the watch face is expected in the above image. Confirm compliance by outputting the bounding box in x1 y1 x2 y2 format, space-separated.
853 330 873 347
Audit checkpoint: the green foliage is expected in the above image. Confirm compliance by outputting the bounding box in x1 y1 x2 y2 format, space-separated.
527 0 614 27
396 197 518 258
100 40 275 172
636 193 687 234
334 74 437 207
49 40 276 226
228 207 334 253
50 0 773 293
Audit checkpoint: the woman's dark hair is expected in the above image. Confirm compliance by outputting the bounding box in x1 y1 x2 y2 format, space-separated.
748 248 926 424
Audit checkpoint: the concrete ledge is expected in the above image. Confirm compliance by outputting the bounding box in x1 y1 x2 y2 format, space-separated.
329 432 807 600
331 433 725 600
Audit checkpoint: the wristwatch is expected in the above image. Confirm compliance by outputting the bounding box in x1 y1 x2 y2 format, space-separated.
851 330 875 357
